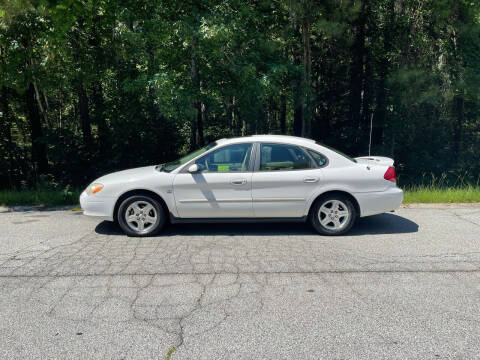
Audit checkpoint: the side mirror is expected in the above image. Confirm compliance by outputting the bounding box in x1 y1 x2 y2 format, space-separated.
188 164 199 173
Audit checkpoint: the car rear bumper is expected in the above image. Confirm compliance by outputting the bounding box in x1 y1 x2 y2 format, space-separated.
354 187 403 217
79 191 115 221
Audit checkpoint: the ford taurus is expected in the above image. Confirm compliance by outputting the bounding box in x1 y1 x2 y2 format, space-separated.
80 135 403 236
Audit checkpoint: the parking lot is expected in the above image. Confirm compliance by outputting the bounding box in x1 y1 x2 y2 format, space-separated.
0 205 479 359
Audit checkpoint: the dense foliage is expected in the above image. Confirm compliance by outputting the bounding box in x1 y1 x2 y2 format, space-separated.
1 0 479 190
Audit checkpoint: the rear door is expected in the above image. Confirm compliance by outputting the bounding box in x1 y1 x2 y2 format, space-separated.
251 142 322 218
173 143 254 218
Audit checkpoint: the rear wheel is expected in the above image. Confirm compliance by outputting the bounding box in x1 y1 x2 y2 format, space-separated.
117 195 166 237
310 194 356 235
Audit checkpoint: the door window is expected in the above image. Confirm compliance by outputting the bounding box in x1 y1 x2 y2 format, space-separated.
196 143 252 172
259 143 312 171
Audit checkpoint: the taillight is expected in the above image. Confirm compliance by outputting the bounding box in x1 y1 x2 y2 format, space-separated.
384 166 396 182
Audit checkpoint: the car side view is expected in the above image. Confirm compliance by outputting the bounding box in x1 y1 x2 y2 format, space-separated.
80 135 403 236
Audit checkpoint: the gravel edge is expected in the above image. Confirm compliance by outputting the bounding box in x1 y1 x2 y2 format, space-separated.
0 205 81 213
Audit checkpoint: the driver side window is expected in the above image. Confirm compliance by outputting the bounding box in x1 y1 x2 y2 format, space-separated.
196 143 252 173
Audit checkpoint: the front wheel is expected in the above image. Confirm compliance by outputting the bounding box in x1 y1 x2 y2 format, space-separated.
310 194 356 235
117 195 166 237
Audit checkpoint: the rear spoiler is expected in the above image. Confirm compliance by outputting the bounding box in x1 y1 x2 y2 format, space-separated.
354 156 394 166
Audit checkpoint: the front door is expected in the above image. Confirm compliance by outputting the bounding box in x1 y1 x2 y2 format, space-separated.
173 143 254 218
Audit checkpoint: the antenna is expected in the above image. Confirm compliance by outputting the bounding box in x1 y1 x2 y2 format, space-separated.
368 113 373 156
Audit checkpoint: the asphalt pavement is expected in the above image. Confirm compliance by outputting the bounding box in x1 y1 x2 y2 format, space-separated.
0 205 479 359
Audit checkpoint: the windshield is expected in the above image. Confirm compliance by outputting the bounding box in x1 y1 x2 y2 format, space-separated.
316 142 357 163
159 142 217 172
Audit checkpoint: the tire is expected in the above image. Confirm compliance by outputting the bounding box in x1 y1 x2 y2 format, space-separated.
117 195 166 237
310 194 356 235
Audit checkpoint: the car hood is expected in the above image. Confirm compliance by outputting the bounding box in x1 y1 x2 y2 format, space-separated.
96 165 158 184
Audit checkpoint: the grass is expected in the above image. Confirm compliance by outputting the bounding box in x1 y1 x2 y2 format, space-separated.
0 186 480 207
0 189 82 207
403 185 480 203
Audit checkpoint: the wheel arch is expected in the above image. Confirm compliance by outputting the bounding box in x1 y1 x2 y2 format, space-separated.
308 190 361 218
113 189 170 222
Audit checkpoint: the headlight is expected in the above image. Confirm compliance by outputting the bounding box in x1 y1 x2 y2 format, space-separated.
86 183 104 195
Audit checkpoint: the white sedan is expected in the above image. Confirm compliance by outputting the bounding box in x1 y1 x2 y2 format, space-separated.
80 135 403 236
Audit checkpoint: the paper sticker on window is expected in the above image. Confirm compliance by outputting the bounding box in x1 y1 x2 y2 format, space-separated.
217 165 230 172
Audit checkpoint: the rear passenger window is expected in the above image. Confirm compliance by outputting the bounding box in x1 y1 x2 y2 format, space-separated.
260 143 312 171
307 149 328 167
196 143 252 172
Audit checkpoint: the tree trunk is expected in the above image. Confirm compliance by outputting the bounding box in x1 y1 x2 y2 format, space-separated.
190 34 200 151
25 83 48 175
146 43 159 125
28 57 49 128
373 77 387 148
280 92 286 134
197 102 205 147
71 28 92 148
372 0 394 148
90 2 108 148
0 87 14 187
92 81 109 148
0 87 11 144
230 96 237 136
292 21 303 137
349 0 368 137
450 20 464 166
453 94 464 161
77 77 92 147
301 15 312 137
189 106 197 152
314 69 330 142
361 56 373 145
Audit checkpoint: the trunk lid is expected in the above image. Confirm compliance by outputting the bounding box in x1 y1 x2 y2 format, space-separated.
354 156 394 167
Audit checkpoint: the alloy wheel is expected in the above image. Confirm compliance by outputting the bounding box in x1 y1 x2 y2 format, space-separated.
317 199 350 231
124 200 158 234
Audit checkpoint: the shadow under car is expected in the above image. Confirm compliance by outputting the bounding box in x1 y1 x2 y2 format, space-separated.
95 212 418 237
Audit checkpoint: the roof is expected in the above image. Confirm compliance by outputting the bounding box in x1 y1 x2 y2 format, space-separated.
216 134 316 146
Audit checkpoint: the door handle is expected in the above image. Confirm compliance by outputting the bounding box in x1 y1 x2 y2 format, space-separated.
303 177 318 183
230 179 247 185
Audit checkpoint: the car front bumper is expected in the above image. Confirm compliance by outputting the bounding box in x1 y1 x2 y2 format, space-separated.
354 187 404 217
79 191 116 221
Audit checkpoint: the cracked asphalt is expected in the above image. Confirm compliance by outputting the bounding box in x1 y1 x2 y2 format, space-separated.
0 206 479 359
